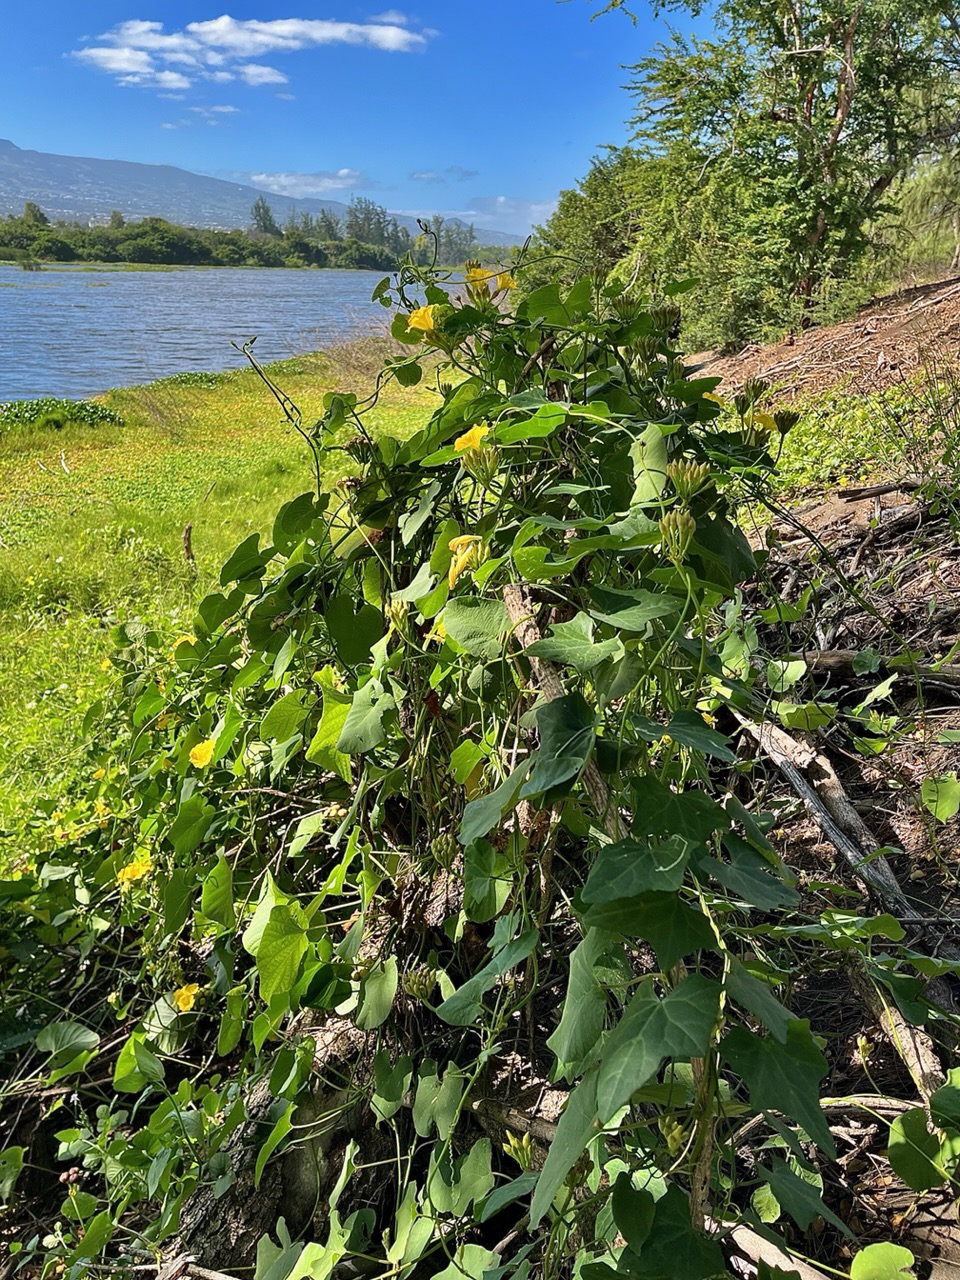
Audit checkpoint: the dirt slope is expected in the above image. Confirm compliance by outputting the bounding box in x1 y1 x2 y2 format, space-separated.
697 274 960 399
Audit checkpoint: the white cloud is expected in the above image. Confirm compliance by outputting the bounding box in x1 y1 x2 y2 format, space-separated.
183 16 425 55
152 70 193 89
76 46 155 75
237 63 288 85
72 13 431 96
189 104 240 114
410 170 441 183
248 169 366 197
275 92 295 101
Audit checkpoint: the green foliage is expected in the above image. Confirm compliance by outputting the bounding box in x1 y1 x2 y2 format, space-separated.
0 397 123 432
538 0 960 349
0 258 940 1279
0 204 425 271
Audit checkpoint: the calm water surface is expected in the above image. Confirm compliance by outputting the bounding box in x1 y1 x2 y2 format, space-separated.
0 264 387 401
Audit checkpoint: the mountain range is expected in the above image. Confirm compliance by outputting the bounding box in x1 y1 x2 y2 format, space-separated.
0 140 520 247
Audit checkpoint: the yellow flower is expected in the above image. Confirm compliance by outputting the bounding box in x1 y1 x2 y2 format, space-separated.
189 739 216 769
495 272 517 293
173 983 200 1013
173 635 196 649
454 424 491 453
408 304 439 335
92 767 106 781
156 714 171 730
448 535 483 589
117 855 153 889
100 658 112 672
426 617 447 645
466 266 492 294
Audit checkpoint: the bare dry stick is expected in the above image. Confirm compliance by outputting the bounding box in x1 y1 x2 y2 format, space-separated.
848 958 945 1099
803 648 960 692
734 712 911 913
736 712 954 1083
182 522 197 573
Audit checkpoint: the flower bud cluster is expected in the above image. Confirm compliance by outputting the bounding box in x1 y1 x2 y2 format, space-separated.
402 966 438 1001
659 509 698 565
666 459 712 503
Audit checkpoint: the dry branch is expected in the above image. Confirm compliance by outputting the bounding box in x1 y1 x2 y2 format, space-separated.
734 712 911 913
848 959 946 1100
804 648 960 692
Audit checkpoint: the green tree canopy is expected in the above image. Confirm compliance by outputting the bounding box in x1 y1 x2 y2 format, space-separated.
250 194 282 238
628 0 960 329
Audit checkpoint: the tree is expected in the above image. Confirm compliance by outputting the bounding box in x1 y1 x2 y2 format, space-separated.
250 195 282 238
900 150 960 271
344 196 390 246
626 0 960 326
22 201 48 226
108 210 126 230
316 209 343 241
530 148 642 289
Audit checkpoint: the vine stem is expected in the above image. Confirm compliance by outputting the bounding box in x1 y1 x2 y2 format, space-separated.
502 583 624 841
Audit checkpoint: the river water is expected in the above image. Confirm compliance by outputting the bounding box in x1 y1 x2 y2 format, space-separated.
0 264 388 401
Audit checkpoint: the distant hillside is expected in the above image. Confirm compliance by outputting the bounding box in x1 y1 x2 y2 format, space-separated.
0 140 520 247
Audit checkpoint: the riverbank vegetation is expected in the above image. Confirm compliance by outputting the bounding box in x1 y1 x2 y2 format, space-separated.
532 0 960 351
4 1 960 1277
0 195 507 271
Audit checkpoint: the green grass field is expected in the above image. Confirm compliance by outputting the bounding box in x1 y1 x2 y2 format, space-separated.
0 343 430 848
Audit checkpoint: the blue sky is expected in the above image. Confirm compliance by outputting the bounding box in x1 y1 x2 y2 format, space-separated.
1 3 671 235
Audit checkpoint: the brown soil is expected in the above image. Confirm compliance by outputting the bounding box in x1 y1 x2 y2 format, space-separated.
694 274 960 400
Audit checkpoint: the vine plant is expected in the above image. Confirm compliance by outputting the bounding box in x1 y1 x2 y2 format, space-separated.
1 258 953 1280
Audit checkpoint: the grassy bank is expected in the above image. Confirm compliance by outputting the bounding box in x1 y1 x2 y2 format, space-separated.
0 342 429 848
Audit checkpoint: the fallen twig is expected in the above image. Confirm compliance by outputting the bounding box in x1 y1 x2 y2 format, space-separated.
839 481 922 502
734 712 911 913
848 958 945 1100
804 648 960 692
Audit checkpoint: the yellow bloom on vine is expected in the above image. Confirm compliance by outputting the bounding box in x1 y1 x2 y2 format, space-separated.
189 739 216 769
408 304 439 335
448 535 483 589
495 272 517 293
426 617 447 645
466 266 492 294
173 983 200 1013
173 635 196 649
454 424 491 453
117 855 153 889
